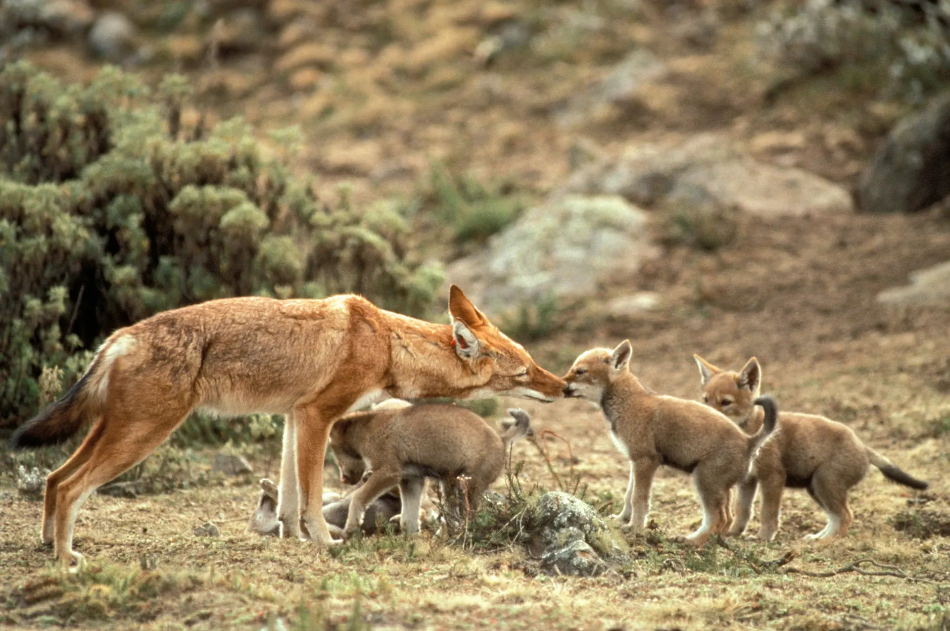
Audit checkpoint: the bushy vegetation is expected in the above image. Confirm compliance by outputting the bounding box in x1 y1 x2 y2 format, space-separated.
759 0 950 100
0 62 443 428
413 162 527 247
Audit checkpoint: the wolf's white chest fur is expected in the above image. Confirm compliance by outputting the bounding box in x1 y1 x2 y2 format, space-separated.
609 430 629 458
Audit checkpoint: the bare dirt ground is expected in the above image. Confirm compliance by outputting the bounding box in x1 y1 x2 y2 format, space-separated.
2 208 949 630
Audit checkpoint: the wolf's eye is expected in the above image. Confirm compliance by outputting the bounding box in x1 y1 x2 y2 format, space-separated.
515 368 528 377
575 367 587 376
721 398 733 407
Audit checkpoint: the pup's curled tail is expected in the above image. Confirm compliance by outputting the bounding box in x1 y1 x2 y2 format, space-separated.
9 342 117 449
500 408 532 447
747 395 778 453
867 449 928 490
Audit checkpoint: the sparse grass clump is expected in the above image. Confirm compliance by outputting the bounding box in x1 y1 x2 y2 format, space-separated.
415 162 527 247
659 200 739 251
9 562 203 626
499 294 560 342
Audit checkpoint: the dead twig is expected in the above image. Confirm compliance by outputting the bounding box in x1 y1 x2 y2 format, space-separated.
781 558 940 584
527 429 575 492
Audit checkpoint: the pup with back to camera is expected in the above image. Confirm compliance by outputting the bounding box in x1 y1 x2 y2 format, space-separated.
562 341 777 546
328 400 532 537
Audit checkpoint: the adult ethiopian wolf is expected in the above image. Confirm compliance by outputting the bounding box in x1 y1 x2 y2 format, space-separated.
10 285 566 567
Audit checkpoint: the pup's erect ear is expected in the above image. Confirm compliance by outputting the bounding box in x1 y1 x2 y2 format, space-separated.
506 408 531 425
449 285 488 329
737 357 762 393
693 354 721 386
452 320 480 360
610 340 633 372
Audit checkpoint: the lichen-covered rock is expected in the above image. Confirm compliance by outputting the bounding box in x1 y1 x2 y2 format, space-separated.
446 196 658 312
525 491 625 576
540 539 609 577
563 134 853 217
857 91 950 214
532 492 607 545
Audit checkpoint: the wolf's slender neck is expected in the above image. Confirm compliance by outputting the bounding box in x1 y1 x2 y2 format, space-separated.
378 310 489 399
601 371 649 428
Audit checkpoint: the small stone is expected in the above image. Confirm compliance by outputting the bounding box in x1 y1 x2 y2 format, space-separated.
606 292 662 317
212 453 253 476
858 91 950 214
88 12 136 61
193 522 220 537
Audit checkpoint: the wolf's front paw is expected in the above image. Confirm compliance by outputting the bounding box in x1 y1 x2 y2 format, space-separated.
279 520 301 539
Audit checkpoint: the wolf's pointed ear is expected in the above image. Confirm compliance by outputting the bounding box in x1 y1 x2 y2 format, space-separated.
694 355 721 386
737 357 762 393
452 320 480 360
610 340 633 372
449 285 488 329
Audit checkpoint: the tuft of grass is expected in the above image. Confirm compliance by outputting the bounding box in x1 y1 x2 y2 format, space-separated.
659 200 738 251
420 162 527 245
10 562 203 625
499 294 560 342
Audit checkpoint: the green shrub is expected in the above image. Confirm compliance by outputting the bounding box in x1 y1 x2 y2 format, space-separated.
421 162 526 245
0 62 443 427
498 294 560 342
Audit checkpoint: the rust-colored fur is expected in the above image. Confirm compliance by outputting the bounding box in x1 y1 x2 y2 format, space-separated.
329 402 531 536
10 286 565 566
694 355 928 541
563 341 776 546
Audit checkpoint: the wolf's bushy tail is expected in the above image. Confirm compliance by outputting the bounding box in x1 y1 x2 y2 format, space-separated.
9 342 116 449
747 395 778 453
500 408 532 447
867 448 929 490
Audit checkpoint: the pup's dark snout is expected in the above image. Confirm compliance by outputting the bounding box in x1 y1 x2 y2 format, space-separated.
562 384 575 397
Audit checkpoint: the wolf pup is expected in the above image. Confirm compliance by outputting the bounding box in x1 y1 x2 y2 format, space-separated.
562 341 777 546
248 478 402 538
329 401 531 537
694 355 928 541
9 285 565 567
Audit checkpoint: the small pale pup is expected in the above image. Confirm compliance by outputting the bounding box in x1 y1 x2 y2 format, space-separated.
328 400 532 537
694 355 929 541
248 478 403 538
562 341 777 547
